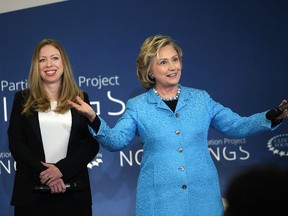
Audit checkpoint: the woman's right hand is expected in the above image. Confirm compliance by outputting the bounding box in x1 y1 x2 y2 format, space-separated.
68 96 96 122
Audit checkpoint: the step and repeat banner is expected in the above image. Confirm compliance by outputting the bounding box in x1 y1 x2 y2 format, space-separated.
1 1 287 215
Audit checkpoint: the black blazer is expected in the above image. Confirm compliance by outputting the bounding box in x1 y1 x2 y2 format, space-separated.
8 90 99 207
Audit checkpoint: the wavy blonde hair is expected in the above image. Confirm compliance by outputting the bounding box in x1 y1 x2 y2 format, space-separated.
22 38 83 116
136 34 183 89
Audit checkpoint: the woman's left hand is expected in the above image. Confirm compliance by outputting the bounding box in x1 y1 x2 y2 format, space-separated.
40 162 63 185
276 99 288 120
47 178 67 194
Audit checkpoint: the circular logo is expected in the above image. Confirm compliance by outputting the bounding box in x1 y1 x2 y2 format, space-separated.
267 134 288 157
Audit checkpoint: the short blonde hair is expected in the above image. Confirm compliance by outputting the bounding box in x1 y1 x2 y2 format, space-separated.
136 34 183 89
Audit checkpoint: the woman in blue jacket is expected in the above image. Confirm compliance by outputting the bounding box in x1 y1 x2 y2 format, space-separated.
69 34 287 216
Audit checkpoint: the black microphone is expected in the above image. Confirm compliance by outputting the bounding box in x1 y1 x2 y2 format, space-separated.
33 181 82 192
266 102 288 120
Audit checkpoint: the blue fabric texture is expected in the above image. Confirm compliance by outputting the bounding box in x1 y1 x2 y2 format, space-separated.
90 85 273 216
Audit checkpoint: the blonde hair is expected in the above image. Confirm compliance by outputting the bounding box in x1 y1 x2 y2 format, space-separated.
136 34 183 89
22 38 83 116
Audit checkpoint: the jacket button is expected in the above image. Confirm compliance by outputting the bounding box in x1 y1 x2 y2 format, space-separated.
178 147 183 153
175 130 181 135
179 166 185 171
181 185 187 190
176 113 180 118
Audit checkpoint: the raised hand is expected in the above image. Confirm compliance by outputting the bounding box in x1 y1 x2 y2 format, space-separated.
276 99 288 121
68 96 96 122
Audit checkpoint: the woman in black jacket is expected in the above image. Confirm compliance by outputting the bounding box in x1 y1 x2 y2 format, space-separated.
8 38 99 216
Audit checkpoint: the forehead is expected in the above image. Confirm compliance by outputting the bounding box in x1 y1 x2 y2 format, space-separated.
39 44 60 56
158 45 177 58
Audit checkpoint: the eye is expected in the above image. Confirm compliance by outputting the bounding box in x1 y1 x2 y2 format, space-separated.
159 60 167 65
52 56 59 61
39 58 46 63
172 56 179 62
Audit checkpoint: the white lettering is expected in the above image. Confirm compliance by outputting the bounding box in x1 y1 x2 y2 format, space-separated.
120 149 143 167
78 75 120 89
0 160 11 174
223 138 246 145
239 146 250 160
209 147 220 161
135 149 143 165
223 147 236 160
0 152 12 158
208 139 223 146
120 151 133 166
209 146 250 161
107 91 125 116
3 97 7 122
1 80 27 92
90 101 101 115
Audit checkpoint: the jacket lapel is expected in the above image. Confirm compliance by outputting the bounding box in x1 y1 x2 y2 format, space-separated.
28 111 42 145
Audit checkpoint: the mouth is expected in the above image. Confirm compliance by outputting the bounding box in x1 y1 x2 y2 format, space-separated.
45 70 56 76
167 72 177 78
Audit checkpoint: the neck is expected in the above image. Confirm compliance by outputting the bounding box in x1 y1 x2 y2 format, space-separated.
155 85 178 98
153 85 181 101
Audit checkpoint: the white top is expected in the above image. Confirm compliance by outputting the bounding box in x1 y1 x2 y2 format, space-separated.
39 101 72 163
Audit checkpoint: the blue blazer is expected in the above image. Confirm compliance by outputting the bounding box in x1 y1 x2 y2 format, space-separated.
92 85 274 216
8 90 99 208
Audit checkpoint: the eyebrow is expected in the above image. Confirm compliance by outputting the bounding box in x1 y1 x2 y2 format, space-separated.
39 54 60 58
158 54 179 60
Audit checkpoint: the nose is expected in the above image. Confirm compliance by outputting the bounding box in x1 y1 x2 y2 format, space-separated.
46 59 52 67
168 60 176 70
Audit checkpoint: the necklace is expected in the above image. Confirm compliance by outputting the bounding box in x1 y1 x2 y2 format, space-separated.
153 86 181 101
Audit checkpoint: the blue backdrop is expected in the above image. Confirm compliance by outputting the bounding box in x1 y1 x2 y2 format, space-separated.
1 1 288 215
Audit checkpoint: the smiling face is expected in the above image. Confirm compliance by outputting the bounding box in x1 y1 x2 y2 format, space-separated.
150 45 182 92
38 44 64 87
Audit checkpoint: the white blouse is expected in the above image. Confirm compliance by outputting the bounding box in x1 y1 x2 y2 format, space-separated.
38 101 72 163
